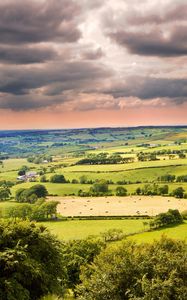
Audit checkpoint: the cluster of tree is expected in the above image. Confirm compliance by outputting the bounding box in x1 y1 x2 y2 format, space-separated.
18 165 30 176
0 220 65 300
0 187 11 201
50 174 66 183
15 184 48 203
149 209 183 229
71 176 140 186
144 149 186 155
70 175 114 185
135 184 186 198
158 174 176 182
176 175 187 182
40 174 68 183
76 152 134 165
158 173 187 183
6 198 59 221
0 181 13 201
172 186 186 198
136 184 169 196
137 152 158 161
27 155 52 164
78 180 128 197
78 180 112 197
0 180 14 187
76 237 187 299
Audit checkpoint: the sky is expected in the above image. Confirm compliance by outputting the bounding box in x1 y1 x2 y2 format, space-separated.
0 0 187 129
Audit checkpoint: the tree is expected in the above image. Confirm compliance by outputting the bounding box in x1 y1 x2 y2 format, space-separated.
6 204 32 220
16 189 37 204
0 220 66 300
40 175 48 182
18 165 29 176
172 186 185 198
0 187 11 201
115 186 127 196
62 237 105 292
79 175 87 184
29 184 48 198
15 188 26 202
76 237 187 299
40 201 59 219
15 185 48 204
179 152 186 159
150 209 183 229
50 174 66 183
90 180 108 194
136 187 142 195
159 184 169 195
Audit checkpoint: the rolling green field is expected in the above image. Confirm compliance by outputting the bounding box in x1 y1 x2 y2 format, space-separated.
0 200 186 243
40 219 187 243
11 181 187 197
128 221 187 243
39 219 145 240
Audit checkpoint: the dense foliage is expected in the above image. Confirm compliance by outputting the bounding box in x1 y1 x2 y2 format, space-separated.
6 198 59 221
62 237 105 293
76 153 134 165
0 220 66 300
15 184 48 203
50 174 66 183
77 237 187 299
150 209 183 229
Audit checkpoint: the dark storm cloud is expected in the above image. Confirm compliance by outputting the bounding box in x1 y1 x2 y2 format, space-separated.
109 27 187 57
0 93 67 111
0 60 111 107
0 0 186 115
103 76 187 103
0 45 58 64
106 3 187 57
0 0 81 44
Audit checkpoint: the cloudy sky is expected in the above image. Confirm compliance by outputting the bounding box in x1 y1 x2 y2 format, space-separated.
0 0 187 129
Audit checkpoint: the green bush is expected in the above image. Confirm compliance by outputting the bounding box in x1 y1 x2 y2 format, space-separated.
50 174 66 183
76 237 187 299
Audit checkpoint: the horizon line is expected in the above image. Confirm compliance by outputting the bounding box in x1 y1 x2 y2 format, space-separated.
0 124 187 132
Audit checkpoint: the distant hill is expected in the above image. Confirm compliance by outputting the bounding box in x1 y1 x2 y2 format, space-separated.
0 126 187 158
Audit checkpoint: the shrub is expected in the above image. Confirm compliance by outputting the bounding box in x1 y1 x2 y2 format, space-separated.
50 174 66 183
115 186 127 196
76 237 187 300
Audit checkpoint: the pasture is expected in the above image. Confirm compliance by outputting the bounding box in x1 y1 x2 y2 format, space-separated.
128 221 187 243
11 181 187 197
39 219 145 240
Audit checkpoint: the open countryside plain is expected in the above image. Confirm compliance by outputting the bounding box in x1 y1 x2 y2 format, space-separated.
1 127 187 243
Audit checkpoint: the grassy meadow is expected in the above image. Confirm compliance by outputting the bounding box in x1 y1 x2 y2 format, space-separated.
128 221 187 243
39 219 146 240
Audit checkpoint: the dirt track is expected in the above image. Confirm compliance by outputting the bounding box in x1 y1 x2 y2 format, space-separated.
48 195 187 217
